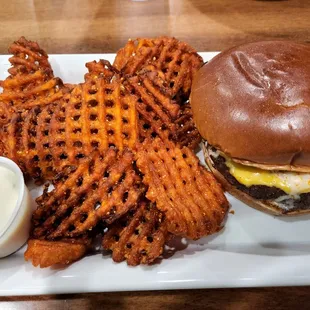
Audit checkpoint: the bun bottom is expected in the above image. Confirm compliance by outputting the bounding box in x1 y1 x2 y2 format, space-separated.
202 144 310 216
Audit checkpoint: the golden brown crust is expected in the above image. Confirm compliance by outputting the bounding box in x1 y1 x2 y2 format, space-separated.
32 149 145 239
203 144 310 216
24 239 88 268
49 76 138 172
102 200 168 266
136 138 229 240
0 36 67 110
114 36 203 98
1 104 59 181
126 72 178 143
0 102 14 126
1 74 139 181
7 36 52 76
191 41 310 169
84 59 118 82
126 71 200 150
174 104 201 150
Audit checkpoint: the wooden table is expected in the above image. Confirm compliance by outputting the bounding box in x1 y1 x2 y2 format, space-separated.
1 0 310 309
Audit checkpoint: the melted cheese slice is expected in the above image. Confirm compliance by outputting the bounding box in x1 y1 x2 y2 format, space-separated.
225 158 310 195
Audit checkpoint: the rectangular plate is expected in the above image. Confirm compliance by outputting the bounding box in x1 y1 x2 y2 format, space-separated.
1 53 310 296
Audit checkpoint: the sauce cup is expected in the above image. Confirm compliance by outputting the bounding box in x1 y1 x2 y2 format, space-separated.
0 157 35 258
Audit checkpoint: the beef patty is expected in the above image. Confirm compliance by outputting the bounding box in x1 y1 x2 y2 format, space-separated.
209 148 310 211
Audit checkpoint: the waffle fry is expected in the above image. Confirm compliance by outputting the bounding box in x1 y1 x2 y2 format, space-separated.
24 238 90 268
0 101 15 126
0 36 231 269
85 59 118 81
102 200 167 266
174 104 202 150
0 73 139 180
6 36 53 76
1 108 37 178
114 36 203 98
0 75 65 109
49 76 138 171
126 72 200 150
31 149 145 239
0 37 67 109
136 138 229 240
1 104 58 181
126 72 178 144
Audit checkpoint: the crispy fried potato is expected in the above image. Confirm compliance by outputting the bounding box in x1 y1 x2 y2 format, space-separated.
1 104 58 181
126 72 178 144
102 200 167 266
1 36 227 269
51 77 138 167
0 37 68 110
0 76 65 109
126 71 200 150
49 75 138 171
174 104 202 150
0 101 14 126
24 238 89 268
114 36 203 98
31 149 145 239
113 38 152 71
136 138 229 240
85 59 118 82
127 71 179 118
6 36 53 76
0 72 139 181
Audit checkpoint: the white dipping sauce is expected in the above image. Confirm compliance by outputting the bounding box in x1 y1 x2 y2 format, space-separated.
0 165 19 232
0 157 35 258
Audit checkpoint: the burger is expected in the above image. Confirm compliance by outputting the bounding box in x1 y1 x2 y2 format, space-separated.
190 41 310 215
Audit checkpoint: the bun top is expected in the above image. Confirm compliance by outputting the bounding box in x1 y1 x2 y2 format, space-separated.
190 41 310 170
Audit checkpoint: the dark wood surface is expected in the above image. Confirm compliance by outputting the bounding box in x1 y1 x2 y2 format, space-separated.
0 0 309 54
2 288 310 310
1 0 310 308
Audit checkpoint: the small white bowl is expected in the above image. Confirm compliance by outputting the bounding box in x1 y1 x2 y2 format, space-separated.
0 157 35 258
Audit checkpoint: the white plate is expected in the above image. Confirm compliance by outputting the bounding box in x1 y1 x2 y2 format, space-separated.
1 53 310 296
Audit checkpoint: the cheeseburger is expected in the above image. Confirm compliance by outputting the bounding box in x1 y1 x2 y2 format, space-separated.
190 41 310 215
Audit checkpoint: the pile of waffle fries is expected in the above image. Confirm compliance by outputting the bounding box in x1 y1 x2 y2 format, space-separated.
0 37 229 267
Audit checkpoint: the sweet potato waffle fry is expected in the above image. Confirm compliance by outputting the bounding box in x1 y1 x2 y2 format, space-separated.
0 37 67 110
174 104 202 150
126 72 178 144
114 36 203 98
85 62 180 144
126 72 200 150
0 36 230 268
49 75 138 171
0 74 65 109
31 149 145 239
85 59 119 81
0 101 14 126
102 200 168 266
6 36 53 76
136 138 229 240
24 237 91 268
1 104 58 181
0 72 139 180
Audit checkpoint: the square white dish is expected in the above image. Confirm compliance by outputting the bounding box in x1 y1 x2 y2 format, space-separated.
1 52 310 296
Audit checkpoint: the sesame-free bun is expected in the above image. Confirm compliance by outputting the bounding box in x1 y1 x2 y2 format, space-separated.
191 41 310 172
